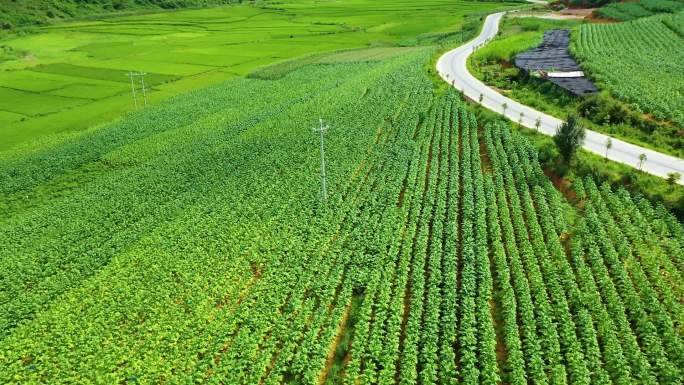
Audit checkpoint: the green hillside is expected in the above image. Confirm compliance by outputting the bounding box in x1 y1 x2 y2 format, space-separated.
2 1 684 384
597 0 684 21
0 0 516 152
574 13 684 151
0 0 241 30
2 47 683 383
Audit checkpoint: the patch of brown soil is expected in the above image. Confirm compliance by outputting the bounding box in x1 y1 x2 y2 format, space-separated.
544 168 578 204
397 182 407 208
559 8 597 16
318 300 353 385
490 299 508 367
478 127 493 174
585 13 619 23
510 11 585 20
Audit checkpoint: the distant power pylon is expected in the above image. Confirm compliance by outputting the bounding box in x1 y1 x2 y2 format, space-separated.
127 72 138 108
126 71 148 108
139 72 148 106
313 118 329 201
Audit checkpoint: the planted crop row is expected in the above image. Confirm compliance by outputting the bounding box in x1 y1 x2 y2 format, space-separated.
574 15 684 126
3 46 684 385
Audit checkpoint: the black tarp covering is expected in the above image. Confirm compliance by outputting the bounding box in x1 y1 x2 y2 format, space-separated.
514 29 598 96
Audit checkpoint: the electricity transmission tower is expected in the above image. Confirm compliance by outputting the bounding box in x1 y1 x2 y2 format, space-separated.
313 118 329 201
126 72 148 108
139 72 148 106
127 72 138 108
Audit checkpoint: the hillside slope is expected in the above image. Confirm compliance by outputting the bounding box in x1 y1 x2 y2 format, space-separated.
0 0 517 152
0 0 240 30
2 47 684 384
597 0 684 21
574 13 684 132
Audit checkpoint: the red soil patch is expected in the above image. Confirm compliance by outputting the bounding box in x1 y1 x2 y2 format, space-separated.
544 168 578 204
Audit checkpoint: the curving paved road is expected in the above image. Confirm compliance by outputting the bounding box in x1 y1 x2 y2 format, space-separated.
436 11 684 184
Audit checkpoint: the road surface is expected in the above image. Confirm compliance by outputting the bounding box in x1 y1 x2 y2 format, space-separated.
436 11 684 184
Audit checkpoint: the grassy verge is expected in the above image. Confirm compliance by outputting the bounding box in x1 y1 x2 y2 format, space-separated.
426 13 491 92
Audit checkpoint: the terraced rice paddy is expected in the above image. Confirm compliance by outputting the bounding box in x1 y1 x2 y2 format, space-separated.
0 0 516 152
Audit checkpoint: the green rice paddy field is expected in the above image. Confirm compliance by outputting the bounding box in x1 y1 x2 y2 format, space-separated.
0 0 519 152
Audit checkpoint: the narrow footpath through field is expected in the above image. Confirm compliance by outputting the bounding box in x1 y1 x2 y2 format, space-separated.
436 11 684 184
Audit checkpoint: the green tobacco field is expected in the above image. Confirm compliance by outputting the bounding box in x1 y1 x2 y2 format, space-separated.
2 1 684 384
2 47 684 383
574 14 684 131
0 0 516 152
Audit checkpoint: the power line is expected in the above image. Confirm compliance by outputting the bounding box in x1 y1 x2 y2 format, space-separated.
126 71 148 108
